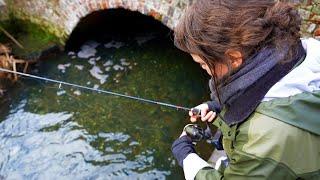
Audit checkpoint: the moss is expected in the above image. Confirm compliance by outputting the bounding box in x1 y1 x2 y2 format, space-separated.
0 17 62 58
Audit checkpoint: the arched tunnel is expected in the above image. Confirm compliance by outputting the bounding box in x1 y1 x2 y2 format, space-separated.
65 8 172 50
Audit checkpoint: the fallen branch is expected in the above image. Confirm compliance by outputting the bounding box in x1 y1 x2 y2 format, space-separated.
0 26 24 49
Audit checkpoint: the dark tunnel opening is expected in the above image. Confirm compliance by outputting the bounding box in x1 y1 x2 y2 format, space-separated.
65 8 173 50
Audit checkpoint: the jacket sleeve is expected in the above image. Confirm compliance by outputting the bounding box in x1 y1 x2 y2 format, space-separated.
183 153 221 180
192 112 309 180
195 167 223 180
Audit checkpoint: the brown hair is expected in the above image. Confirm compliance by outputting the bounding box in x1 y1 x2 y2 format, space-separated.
174 0 302 80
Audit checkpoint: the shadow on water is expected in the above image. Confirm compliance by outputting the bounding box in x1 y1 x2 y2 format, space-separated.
0 9 213 179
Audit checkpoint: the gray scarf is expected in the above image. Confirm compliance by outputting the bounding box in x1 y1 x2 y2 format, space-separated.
209 42 306 125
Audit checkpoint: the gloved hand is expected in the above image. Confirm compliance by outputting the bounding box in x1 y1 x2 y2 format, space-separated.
171 134 196 167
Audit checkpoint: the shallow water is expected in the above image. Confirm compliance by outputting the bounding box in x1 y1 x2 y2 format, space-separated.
0 35 212 179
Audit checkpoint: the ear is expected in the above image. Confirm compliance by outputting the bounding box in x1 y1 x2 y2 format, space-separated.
225 49 243 69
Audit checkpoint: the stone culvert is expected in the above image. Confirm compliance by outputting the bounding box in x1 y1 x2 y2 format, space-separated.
0 0 319 43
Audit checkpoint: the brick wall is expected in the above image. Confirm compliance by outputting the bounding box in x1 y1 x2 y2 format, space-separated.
1 0 319 42
2 0 193 42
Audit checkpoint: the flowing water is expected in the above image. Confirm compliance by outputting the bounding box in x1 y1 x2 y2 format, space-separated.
0 33 213 179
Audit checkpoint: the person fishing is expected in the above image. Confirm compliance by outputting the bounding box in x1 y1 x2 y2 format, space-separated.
171 0 320 179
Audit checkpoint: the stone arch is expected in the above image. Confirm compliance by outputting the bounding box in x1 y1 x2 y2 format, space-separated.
63 0 178 34
3 0 193 43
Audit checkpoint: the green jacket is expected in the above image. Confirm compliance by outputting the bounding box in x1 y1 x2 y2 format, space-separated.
195 91 320 180
184 39 320 180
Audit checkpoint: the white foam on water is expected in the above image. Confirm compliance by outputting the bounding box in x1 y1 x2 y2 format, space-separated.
77 41 99 59
89 66 109 84
56 90 66 96
121 61 130 66
104 41 124 49
120 58 130 66
103 60 113 67
113 65 124 71
68 51 75 56
93 84 99 90
88 58 96 65
135 35 155 45
77 45 97 59
57 63 71 73
75 65 84 71
73 90 81 96
86 40 100 48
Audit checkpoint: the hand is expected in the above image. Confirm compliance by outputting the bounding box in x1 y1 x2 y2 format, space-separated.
189 103 216 123
180 130 187 138
171 132 195 167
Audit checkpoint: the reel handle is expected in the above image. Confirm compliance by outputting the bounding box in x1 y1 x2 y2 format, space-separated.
191 108 201 116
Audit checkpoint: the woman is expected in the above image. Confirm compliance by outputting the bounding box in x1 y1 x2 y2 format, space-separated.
171 0 320 179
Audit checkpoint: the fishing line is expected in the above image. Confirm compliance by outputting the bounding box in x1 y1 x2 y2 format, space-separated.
0 68 191 112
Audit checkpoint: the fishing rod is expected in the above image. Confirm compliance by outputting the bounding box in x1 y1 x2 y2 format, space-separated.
0 67 227 146
0 67 192 112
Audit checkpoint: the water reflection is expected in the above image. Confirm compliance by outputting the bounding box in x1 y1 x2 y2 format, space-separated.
0 34 211 179
0 100 170 179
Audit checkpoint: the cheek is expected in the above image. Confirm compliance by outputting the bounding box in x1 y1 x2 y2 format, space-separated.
215 64 229 78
